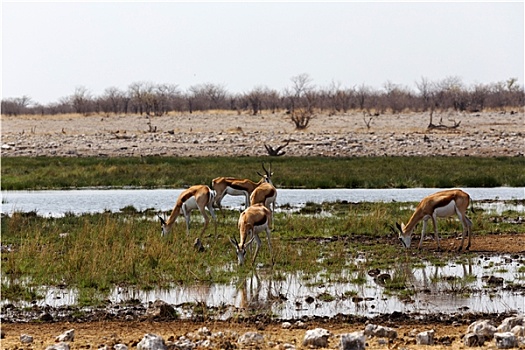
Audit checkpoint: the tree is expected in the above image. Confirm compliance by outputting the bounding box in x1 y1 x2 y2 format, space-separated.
0 96 32 116
71 86 93 115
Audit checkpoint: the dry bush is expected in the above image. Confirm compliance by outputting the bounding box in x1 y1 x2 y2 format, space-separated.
290 108 315 130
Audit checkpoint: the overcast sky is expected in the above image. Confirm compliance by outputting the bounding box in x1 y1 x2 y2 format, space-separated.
2 1 524 105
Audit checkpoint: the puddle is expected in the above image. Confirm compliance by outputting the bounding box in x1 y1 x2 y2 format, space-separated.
3 255 523 320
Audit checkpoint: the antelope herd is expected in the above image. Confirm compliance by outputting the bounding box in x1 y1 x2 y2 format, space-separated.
159 164 475 266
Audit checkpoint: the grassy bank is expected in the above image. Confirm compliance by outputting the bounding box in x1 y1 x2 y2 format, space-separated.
2 156 524 190
2 202 523 304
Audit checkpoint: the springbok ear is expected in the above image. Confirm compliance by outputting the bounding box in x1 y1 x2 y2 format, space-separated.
229 237 239 248
157 215 166 225
257 171 264 177
395 222 403 232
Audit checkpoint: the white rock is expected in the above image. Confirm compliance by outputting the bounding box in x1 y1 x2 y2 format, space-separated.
282 322 292 329
364 324 397 339
510 325 524 337
494 332 518 349
45 343 70 350
303 328 331 348
114 344 128 350
20 334 33 343
340 331 366 350
197 326 211 336
497 316 525 332
416 329 435 345
468 319 497 339
464 333 485 347
55 329 75 342
137 333 167 350
238 332 264 345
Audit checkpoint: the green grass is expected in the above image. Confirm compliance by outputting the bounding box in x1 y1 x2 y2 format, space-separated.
2 200 523 304
2 156 524 190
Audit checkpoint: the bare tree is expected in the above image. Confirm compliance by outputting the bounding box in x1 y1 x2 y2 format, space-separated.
71 86 93 115
1 96 32 116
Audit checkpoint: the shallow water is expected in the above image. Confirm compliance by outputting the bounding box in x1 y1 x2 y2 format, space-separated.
4 254 523 319
2 187 523 319
2 187 523 217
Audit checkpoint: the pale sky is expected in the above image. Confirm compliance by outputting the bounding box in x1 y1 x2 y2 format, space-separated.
2 1 524 105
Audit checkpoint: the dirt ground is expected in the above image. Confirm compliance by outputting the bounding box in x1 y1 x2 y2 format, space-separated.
0 320 472 350
1 110 524 157
1 111 524 349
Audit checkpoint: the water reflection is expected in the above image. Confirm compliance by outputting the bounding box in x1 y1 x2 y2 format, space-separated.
4 255 523 319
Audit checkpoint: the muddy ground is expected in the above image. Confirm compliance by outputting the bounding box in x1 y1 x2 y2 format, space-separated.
1 111 524 349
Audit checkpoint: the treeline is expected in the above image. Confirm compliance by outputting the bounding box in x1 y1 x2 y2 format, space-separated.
2 74 523 117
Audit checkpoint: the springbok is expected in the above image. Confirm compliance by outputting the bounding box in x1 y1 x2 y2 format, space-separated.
230 204 273 266
250 182 277 213
395 189 473 251
158 185 217 238
211 163 273 209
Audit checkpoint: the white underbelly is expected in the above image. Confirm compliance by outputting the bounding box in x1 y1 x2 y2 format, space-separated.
181 197 198 211
433 200 457 217
225 187 249 196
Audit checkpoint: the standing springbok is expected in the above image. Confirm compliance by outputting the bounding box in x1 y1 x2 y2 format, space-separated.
250 182 277 213
158 185 217 238
211 163 273 209
395 189 473 251
230 204 273 266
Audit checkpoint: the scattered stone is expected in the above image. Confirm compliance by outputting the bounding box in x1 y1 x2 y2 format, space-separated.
197 326 211 336
416 329 435 345
340 331 366 350
364 324 397 339
467 319 497 339
20 334 34 343
46 343 70 350
171 337 195 350
294 321 307 329
510 325 524 337
137 333 167 350
464 333 485 347
238 332 264 345
494 332 518 349
282 322 292 329
497 315 525 332
303 328 331 348
56 329 75 342
114 345 128 350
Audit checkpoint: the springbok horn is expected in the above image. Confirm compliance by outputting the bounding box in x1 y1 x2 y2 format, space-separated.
261 162 269 176
229 237 239 248
395 222 403 232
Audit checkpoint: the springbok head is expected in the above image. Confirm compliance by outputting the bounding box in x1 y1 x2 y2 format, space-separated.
158 215 168 236
229 236 255 266
257 163 273 185
395 222 413 248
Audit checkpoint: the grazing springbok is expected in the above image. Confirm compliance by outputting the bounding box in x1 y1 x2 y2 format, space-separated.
211 163 273 209
158 185 217 238
230 204 273 266
395 189 473 251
